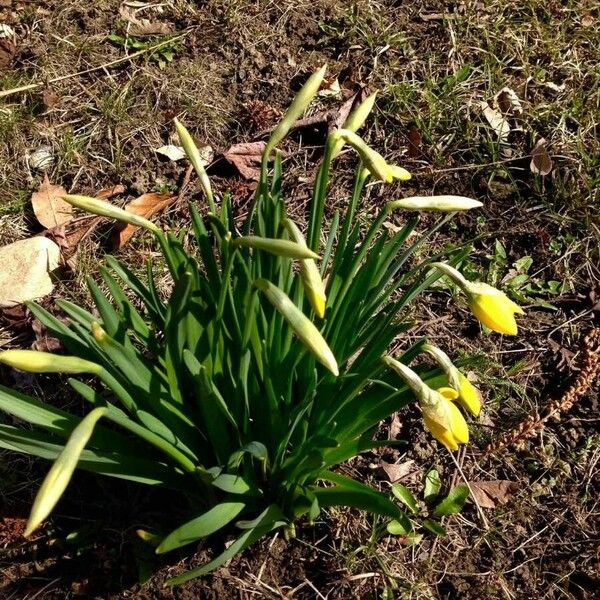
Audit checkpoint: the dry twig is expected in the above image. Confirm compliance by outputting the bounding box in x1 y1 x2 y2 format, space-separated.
485 328 600 455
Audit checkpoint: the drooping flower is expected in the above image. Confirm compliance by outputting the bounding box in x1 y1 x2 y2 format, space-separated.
421 387 469 451
382 356 469 451
432 262 524 335
421 343 481 416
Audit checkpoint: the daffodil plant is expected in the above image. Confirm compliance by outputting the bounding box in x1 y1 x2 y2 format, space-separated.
0 67 522 584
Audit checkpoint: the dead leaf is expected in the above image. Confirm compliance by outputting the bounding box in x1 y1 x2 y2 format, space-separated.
581 14 594 27
319 77 342 98
223 141 267 181
407 125 422 158
468 480 518 509
29 146 54 171
495 87 523 116
377 460 415 483
0 37 15 69
96 184 126 199
31 318 62 352
530 140 553 176
156 144 186 161
479 101 510 143
0 237 61 307
112 193 175 249
389 413 402 439
119 6 174 36
42 87 60 110
31 174 72 229
129 19 174 36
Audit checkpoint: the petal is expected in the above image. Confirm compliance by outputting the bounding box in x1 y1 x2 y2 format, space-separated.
457 374 481 416
447 401 469 444
437 386 459 401
423 414 458 451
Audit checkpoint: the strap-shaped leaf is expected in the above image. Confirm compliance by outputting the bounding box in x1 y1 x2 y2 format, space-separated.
0 424 185 488
25 407 107 536
316 471 412 531
156 502 245 554
165 505 286 586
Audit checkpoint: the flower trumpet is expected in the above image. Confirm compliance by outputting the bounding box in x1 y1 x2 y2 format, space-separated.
421 343 481 416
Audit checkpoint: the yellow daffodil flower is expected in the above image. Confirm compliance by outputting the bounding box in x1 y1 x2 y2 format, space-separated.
466 282 525 335
432 262 524 335
421 343 481 416
421 387 469 451
456 372 481 416
382 356 469 451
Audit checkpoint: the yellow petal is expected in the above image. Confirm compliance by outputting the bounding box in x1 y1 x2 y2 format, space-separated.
447 400 469 444
469 291 520 335
423 413 459 451
457 373 481 416
437 386 459 401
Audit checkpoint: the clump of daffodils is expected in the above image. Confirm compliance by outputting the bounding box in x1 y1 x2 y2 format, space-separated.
0 66 526 585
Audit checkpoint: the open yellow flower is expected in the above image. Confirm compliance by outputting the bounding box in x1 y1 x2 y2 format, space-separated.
421 387 469 451
432 262 524 335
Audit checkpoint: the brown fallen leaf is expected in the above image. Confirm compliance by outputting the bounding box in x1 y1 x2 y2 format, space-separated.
112 192 175 249
407 125 422 158
96 183 126 200
223 141 267 181
129 19 174 36
468 480 518 509
31 174 72 229
530 140 553 176
0 38 16 70
119 6 174 36
42 87 60 110
377 460 415 483
31 318 62 353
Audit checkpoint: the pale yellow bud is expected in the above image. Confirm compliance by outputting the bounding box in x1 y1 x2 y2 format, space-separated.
233 236 320 260
254 279 338 376
62 195 160 233
174 118 215 211
266 65 327 153
0 350 102 375
386 195 482 212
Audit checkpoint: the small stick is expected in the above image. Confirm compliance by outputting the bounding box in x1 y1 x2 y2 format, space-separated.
485 327 600 455
0 32 191 100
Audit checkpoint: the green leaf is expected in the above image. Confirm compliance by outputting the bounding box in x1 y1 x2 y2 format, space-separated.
165 505 285 585
424 468 442 504
25 408 107 536
422 519 447 537
315 472 412 530
156 502 246 554
391 483 418 514
387 519 410 535
211 474 260 496
432 485 470 518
